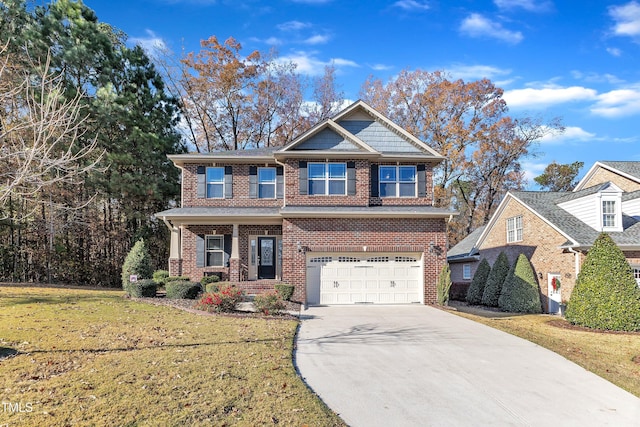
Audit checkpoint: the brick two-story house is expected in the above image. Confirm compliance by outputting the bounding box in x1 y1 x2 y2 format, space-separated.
155 100 456 305
451 161 640 313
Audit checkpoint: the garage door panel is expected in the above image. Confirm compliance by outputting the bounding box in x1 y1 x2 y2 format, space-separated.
307 253 423 305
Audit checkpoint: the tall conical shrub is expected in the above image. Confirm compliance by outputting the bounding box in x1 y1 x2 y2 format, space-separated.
437 263 452 306
566 233 640 331
466 258 491 305
121 239 153 290
498 254 542 313
481 252 509 307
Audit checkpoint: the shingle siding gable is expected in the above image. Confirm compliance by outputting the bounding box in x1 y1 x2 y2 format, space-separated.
292 128 364 151
338 120 422 153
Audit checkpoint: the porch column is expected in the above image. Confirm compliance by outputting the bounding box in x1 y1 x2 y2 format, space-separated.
230 223 241 282
168 224 182 276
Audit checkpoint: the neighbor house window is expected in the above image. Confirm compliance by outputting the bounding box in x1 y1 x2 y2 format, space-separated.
308 163 346 195
602 200 616 228
634 267 640 288
206 167 224 198
379 166 416 197
463 264 472 280
205 235 224 266
506 215 523 243
258 167 276 199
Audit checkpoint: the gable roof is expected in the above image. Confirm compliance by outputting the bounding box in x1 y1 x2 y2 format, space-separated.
574 161 640 191
276 100 444 161
447 226 485 261
476 187 640 251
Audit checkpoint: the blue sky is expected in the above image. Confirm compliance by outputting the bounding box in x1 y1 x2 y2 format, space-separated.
86 0 640 187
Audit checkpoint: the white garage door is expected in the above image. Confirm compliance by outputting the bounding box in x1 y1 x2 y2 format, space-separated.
306 253 423 305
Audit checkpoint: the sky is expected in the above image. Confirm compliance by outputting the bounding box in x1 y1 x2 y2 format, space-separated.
84 0 640 188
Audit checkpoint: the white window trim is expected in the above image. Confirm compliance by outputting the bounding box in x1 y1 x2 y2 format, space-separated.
379 165 417 198
600 197 622 232
463 263 472 280
308 162 347 196
205 235 225 267
258 167 276 199
506 215 523 243
633 266 640 289
206 167 225 199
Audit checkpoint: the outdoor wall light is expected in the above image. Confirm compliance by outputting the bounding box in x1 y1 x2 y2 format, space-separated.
297 241 302 253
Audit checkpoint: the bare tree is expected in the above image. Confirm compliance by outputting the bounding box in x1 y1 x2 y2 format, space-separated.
0 46 102 219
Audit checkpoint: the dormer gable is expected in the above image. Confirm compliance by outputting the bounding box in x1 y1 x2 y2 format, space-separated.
559 182 624 232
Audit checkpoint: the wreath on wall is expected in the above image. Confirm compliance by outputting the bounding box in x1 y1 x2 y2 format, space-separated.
551 277 561 291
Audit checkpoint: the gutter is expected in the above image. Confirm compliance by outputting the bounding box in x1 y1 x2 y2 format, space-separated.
274 157 287 208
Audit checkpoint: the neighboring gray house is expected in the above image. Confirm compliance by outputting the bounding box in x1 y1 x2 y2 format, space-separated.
447 226 484 300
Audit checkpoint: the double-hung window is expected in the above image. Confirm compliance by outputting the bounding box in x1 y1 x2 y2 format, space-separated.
206 167 224 198
602 200 616 228
633 267 640 288
205 235 224 266
258 167 276 199
506 215 523 243
379 166 416 197
308 163 346 195
463 264 472 280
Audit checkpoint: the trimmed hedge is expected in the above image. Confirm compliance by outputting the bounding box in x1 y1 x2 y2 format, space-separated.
205 282 220 293
152 270 169 286
200 275 220 287
274 283 295 301
498 254 542 313
166 276 190 283
166 281 202 300
466 258 491 305
125 279 157 298
481 252 509 307
121 239 153 289
566 233 640 331
253 292 286 315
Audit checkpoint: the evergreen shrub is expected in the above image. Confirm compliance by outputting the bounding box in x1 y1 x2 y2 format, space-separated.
121 239 153 289
498 254 542 313
166 281 202 300
274 283 295 301
126 279 157 298
481 252 509 307
466 258 491 305
437 263 452 305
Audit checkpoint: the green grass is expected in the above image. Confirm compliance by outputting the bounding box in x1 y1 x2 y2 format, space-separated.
448 302 640 398
0 285 345 426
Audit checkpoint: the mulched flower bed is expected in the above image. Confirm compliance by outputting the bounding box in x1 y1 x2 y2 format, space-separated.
546 318 640 335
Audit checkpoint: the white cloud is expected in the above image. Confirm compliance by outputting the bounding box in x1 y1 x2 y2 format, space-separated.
609 1 640 38
446 64 512 81
304 34 331 45
278 51 359 76
393 0 430 11
570 70 624 85
607 47 623 56
521 161 548 185
503 85 597 108
277 21 311 31
129 30 167 56
493 0 552 12
370 63 394 71
459 13 523 44
538 126 596 144
591 88 640 117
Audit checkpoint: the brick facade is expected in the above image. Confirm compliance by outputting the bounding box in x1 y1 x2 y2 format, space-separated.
582 168 640 193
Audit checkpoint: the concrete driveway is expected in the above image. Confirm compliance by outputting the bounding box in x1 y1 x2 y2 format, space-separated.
295 305 640 426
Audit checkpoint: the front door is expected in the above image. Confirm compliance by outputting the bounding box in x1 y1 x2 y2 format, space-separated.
258 237 276 279
547 273 562 314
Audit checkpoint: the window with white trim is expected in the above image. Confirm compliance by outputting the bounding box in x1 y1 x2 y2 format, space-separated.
379 166 416 197
205 235 224 267
602 200 616 228
206 167 224 198
506 215 523 243
258 167 276 199
633 267 640 288
463 263 472 280
308 163 346 195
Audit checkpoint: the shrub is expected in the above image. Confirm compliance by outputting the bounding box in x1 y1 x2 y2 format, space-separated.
126 279 157 298
253 292 286 315
152 270 169 286
166 276 190 283
196 284 244 313
205 283 220 293
121 239 153 289
566 233 640 331
166 281 202 300
466 259 491 305
481 252 509 307
274 283 295 301
200 275 220 287
498 254 542 313
436 263 452 306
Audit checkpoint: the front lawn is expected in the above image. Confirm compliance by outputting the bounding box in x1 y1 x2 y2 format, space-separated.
448 302 640 398
0 285 345 426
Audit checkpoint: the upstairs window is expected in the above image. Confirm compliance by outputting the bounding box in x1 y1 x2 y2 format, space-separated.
506 215 523 243
308 163 346 195
379 166 416 197
602 200 616 228
205 235 224 266
206 167 224 198
258 167 276 199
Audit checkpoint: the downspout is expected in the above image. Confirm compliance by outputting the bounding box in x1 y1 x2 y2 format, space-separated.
567 247 581 280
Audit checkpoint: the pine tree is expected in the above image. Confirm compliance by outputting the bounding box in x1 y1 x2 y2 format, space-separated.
466 258 491 305
481 252 509 307
121 239 152 290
